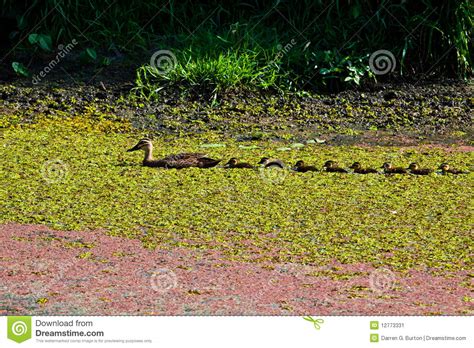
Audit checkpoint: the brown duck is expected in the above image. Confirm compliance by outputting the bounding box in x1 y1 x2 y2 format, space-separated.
408 162 433 175
258 157 285 169
323 160 348 173
381 162 407 174
127 139 221 169
223 158 253 169
438 163 468 175
349 162 378 174
293 160 318 172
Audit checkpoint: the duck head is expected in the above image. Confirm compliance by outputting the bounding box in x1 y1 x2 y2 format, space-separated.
381 162 392 170
438 163 449 171
258 157 270 165
293 160 305 170
127 138 153 152
323 160 336 168
294 160 305 167
350 162 361 170
224 158 238 167
408 162 419 170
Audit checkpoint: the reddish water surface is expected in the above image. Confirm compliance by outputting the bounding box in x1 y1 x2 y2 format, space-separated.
0 223 471 315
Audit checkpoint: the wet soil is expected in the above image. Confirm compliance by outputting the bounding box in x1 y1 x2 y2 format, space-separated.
1 64 473 145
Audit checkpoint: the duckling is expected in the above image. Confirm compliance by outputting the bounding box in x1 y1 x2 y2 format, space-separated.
293 160 318 172
349 162 378 174
127 139 221 169
323 160 348 173
381 162 407 174
258 157 285 169
223 158 253 169
407 162 433 175
438 163 468 175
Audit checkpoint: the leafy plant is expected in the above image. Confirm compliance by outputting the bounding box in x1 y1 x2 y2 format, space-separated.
28 33 52 52
310 50 374 89
80 48 98 63
11 62 29 77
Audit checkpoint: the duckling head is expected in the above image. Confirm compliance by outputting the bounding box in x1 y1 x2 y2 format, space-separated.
258 157 270 165
224 158 238 167
350 162 361 169
294 160 305 168
439 163 449 171
323 160 336 168
408 162 419 170
127 138 152 152
381 162 392 170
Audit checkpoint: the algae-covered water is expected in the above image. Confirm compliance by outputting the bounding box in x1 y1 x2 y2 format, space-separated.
1 117 472 273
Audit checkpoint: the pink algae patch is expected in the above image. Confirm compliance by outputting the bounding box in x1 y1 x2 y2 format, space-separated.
0 223 472 315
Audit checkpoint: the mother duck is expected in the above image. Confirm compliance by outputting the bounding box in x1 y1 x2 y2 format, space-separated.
127 139 221 169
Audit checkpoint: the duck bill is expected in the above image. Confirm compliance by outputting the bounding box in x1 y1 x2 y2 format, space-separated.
127 144 141 152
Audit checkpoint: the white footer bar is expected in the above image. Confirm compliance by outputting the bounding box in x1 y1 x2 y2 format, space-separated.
1 316 471 347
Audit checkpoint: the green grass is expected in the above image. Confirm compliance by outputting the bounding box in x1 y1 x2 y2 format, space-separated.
135 50 288 99
1 118 472 272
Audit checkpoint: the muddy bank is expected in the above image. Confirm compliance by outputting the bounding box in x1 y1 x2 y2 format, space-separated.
1 74 472 143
